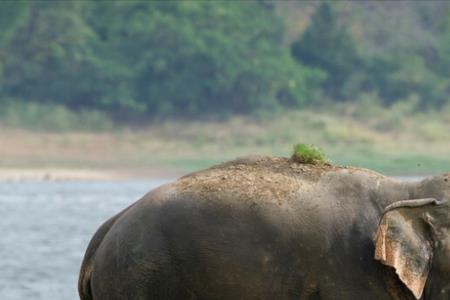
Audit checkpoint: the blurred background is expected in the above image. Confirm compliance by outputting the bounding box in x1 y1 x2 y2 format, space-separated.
1 0 449 177
0 1 449 299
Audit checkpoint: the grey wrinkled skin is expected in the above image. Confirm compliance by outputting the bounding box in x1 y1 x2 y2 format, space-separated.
78 156 450 300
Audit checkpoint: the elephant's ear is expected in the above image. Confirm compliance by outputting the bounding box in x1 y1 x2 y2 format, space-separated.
374 198 438 299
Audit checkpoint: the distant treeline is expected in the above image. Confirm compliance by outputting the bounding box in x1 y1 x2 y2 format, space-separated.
1 1 450 120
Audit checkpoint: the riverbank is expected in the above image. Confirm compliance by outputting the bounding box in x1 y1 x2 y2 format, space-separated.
1 103 449 179
0 168 183 182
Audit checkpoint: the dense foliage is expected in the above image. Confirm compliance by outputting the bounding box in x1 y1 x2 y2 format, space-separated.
292 3 359 100
1 1 449 123
0 1 323 119
291 2 450 108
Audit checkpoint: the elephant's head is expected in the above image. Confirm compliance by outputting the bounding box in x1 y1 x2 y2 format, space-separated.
374 174 450 299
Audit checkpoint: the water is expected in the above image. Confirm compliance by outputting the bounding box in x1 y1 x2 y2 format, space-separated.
0 176 423 300
0 180 171 300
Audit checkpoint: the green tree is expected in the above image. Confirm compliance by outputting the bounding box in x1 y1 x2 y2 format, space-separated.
291 2 358 100
434 9 450 76
1 1 98 107
0 1 324 119
0 0 30 46
85 1 323 117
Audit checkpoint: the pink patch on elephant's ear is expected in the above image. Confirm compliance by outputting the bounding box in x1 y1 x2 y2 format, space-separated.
374 209 433 300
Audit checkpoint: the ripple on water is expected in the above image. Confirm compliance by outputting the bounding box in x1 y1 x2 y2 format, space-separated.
0 180 170 300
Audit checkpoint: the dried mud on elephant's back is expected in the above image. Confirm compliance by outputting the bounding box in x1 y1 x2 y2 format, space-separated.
175 155 385 205
185 155 383 181
179 155 332 183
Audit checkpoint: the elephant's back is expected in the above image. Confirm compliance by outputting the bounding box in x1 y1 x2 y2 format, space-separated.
123 173 316 298
86 157 399 299
88 178 311 299
168 155 389 216
116 155 393 247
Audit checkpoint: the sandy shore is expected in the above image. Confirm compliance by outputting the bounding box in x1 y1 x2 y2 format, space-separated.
0 168 183 182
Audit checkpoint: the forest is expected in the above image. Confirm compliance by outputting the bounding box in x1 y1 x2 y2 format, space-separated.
1 1 450 125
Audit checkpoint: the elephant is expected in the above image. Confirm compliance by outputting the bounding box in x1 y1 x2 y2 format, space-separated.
78 155 450 300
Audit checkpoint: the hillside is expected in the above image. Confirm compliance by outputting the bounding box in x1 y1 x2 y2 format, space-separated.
1 1 450 120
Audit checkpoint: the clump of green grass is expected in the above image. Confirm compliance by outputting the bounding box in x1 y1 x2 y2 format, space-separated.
291 143 328 164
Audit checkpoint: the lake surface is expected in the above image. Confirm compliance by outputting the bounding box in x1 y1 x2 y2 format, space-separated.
0 177 422 300
0 180 171 300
